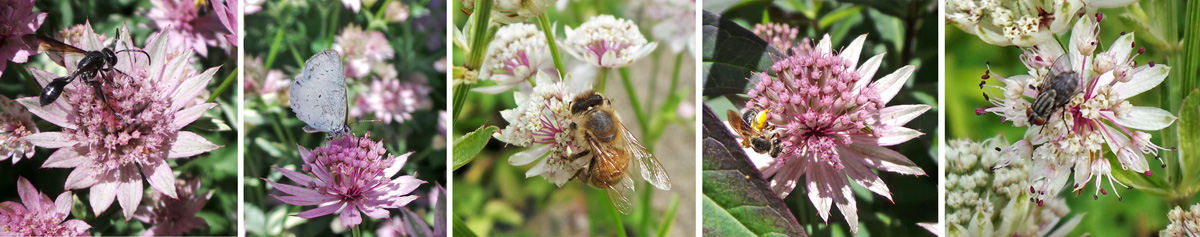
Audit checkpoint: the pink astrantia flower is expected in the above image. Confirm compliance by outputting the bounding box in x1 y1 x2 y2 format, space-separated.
0 176 91 236
752 22 799 53
134 178 214 236
269 133 426 228
494 72 591 186
350 75 433 124
1 95 37 163
244 56 290 104
561 15 658 68
15 23 222 220
742 34 930 235
146 0 225 57
0 0 46 78
245 0 263 14
334 24 395 78
212 0 239 47
982 14 1174 204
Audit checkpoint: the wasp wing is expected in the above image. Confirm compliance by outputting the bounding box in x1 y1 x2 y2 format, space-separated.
620 123 671 190
34 35 87 54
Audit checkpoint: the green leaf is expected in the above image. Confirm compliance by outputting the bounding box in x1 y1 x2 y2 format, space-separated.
452 215 479 237
701 10 782 96
1177 89 1200 194
700 104 806 236
453 125 499 170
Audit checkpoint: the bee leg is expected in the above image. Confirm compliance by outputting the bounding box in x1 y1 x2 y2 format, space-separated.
569 149 592 162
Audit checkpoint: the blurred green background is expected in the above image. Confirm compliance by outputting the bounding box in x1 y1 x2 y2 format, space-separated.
702 0 939 236
451 0 698 236
946 1 1200 235
241 0 447 236
0 0 238 235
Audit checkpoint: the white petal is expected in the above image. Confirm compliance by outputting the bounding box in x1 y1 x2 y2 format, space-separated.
845 144 925 175
879 104 931 127
853 53 886 92
815 34 832 55
870 65 916 103
839 34 867 66
1113 65 1169 100
509 144 550 166
1106 32 1135 60
1110 106 1176 131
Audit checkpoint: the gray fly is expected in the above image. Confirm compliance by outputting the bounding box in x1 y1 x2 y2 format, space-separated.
1027 54 1080 127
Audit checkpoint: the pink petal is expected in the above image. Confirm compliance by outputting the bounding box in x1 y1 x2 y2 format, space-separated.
172 103 217 129
382 195 420 209
167 132 220 158
295 202 346 220
21 132 78 149
870 65 916 103
273 193 333 206
853 53 886 92
769 158 806 198
832 177 860 236
89 181 118 216
850 126 923 147
63 166 100 190
272 167 315 186
53 192 74 221
141 158 178 199
117 164 144 220
879 104 931 127
339 205 363 228
844 144 925 175
838 147 894 201
40 146 86 169
805 164 834 222
384 152 413 178
839 34 867 67
357 203 391 219
169 67 221 111
60 219 91 233
15 177 41 209
1112 65 1169 100
387 175 425 196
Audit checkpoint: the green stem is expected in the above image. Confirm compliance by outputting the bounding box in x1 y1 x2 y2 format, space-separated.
452 84 471 119
454 0 496 120
656 195 680 237
264 27 286 69
538 14 566 78
527 75 537 87
606 191 627 237
373 0 394 24
352 225 361 237
647 50 662 112
619 68 647 135
206 68 238 103
597 68 609 93
327 6 341 50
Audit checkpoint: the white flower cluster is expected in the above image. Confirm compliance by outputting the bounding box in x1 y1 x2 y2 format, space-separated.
945 0 1132 47
494 72 591 186
561 15 658 68
463 0 557 23
946 135 1081 236
476 23 549 94
1162 203 1200 236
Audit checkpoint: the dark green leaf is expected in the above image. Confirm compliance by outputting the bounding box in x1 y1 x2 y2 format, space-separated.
453 125 498 171
702 10 782 96
1177 89 1200 194
452 215 479 237
700 104 806 236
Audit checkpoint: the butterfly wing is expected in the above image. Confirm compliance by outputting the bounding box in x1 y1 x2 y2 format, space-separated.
289 50 349 135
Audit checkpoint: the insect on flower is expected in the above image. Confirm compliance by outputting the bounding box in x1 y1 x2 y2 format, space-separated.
289 50 352 137
34 34 150 122
1027 54 1080 128
726 108 782 158
567 90 671 214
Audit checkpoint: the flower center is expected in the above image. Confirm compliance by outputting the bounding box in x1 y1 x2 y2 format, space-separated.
313 135 388 201
66 66 175 169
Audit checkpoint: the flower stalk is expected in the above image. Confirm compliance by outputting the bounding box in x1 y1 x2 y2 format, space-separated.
538 14 566 78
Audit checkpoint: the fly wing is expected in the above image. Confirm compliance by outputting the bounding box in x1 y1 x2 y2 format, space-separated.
289 50 349 134
620 123 671 190
1039 53 1074 90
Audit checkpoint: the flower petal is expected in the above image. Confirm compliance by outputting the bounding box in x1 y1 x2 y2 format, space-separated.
15 177 41 210
141 158 178 199
173 103 217 129
853 53 886 92
851 126 924 146
879 104 931 127
16 96 75 129
167 131 220 158
340 204 363 228
838 147 894 201
384 152 413 178
273 166 315 186
294 201 344 219
20 132 78 149
169 67 220 112
1112 65 1169 100
769 158 806 198
54 191 74 221
357 203 391 219
89 180 117 216
845 144 925 175
117 164 144 220
42 147 86 168
509 144 551 166
870 65 916 103
63 166 100 190
1109 106 1176 131
804 163 834 222
839 34 867 67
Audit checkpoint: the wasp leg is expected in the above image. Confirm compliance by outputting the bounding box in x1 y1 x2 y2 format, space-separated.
91 74 129 125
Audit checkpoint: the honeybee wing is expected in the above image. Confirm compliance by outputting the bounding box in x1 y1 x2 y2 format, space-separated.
606 174 635 214
726 110 756 148
619 123 671 190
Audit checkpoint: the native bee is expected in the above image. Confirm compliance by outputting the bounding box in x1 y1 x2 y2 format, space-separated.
1027 54 1080 126
567 90 671 214
726 109 782 158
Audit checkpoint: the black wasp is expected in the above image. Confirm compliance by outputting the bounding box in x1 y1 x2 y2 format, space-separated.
34 34 150 119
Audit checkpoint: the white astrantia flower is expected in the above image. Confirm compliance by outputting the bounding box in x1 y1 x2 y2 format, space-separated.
945 0 1133 47
475 23 549 94
981 15 1175 204
630 0 696 55
560 15 658 68
494 72 591 186
463 0 557 24
1162 203 1200 236
946 135 1082 237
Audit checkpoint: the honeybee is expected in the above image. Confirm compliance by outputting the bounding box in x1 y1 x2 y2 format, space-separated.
1027 54 1080 126
567 90 671 214
726 109 782 158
